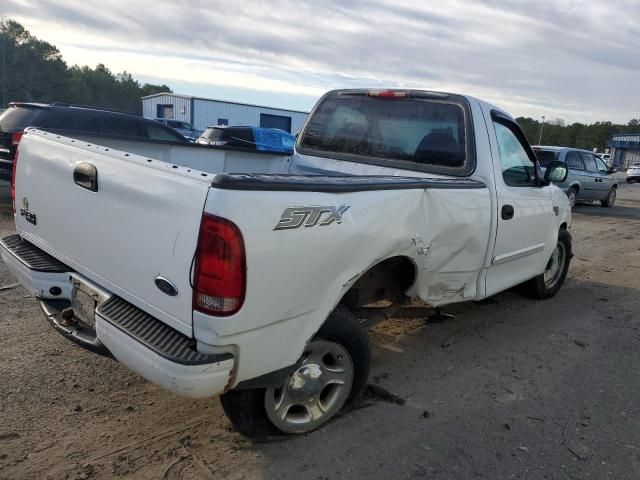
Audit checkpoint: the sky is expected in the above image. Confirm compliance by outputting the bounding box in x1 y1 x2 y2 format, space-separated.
2 0 639 123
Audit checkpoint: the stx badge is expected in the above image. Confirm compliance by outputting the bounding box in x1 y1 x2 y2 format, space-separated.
274 205 350 231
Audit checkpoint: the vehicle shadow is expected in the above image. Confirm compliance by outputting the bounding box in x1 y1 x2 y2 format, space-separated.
255 276 640 479
573 202 640 220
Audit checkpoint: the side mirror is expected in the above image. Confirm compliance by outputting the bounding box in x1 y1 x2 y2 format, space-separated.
607 167 617 174
544 160 568 183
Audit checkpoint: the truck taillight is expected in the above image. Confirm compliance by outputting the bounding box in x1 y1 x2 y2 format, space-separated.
11 151 18 214
11 131 23 147
10 132 23 214
367 90 408 98
193 214 246 316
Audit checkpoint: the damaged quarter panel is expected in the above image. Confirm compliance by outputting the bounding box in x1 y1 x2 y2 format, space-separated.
408 188 492 304
194 182 491 386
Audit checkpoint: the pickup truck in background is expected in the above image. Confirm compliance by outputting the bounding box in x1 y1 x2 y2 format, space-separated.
1 89 572 440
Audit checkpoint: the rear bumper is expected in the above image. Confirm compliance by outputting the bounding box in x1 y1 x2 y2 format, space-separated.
1 234 235 398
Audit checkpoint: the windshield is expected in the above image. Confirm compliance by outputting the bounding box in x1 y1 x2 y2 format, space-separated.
298 93 469 173
533 149 560 166
0 107 44 132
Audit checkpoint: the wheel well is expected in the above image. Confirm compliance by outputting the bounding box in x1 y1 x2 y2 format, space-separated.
570 184 579 193
560 222 568 230
341 256 417 309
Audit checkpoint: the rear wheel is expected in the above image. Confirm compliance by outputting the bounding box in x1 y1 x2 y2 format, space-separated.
567 187 578 209
219 305 370 441
518 229 572 300
600 186 616 207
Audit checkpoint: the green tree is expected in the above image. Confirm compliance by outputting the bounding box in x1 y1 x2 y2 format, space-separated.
1 19 171 113
0 19 69 105
516 116 638 152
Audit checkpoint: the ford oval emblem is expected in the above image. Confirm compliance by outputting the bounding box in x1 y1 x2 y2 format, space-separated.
154 276 178 296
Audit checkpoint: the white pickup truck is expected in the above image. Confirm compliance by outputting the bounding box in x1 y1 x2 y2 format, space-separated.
2 89 572 440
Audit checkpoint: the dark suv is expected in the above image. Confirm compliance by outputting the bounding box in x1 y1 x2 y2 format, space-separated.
0 102 188 181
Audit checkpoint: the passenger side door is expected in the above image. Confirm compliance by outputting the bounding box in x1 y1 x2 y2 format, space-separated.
595 157 615 196
564 151 586 190
580 153 602 199
485 113 556 296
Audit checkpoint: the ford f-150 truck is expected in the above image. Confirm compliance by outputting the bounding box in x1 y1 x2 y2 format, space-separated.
1 89 572 440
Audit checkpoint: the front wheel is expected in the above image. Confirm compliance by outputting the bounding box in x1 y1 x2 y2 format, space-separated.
518 229 572 300
219 305 371 441
600 187 616 207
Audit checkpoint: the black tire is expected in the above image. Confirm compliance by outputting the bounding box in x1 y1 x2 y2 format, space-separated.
518 229 572 300
600 186 616 207
219 304 371 441
567 187 578 209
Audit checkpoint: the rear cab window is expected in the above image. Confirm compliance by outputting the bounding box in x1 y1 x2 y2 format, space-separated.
297 90 475 176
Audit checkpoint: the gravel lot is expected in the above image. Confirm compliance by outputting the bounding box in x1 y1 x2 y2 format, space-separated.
1 178 640 480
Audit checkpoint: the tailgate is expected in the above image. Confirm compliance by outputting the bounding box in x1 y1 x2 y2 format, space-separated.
13 130 212 335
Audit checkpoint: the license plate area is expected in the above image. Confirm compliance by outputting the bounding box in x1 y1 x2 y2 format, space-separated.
71 279 100 328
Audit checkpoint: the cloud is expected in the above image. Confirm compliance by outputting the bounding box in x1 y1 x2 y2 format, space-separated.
2 0 638 122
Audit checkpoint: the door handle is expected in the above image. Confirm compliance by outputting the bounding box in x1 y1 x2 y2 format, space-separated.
73 162 98 192
501 204 514 220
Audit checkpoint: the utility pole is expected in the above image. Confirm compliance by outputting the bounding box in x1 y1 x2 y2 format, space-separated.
538 115 546 145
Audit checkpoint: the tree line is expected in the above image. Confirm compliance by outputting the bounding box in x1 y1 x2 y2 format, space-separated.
517 117 640 152
1 17 638 147
0 19 171 114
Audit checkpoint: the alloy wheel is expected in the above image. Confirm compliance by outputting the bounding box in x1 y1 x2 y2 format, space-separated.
265 340 354 433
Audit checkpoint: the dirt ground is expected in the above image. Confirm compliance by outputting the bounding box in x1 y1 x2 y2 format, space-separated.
1 177 640 480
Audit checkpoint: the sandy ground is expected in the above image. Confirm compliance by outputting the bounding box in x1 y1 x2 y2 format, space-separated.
1 178 640 480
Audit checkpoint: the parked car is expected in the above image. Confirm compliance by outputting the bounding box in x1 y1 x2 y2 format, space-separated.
0 102 188 181
2 89 572 440
154 118 200 141
533 146 617 208
196 125 295 154
627 162 640 183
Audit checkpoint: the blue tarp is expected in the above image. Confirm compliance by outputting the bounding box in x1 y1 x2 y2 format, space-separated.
252 128 295 154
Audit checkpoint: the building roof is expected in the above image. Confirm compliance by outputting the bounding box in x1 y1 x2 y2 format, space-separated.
141 92 309 115
611 132 640 139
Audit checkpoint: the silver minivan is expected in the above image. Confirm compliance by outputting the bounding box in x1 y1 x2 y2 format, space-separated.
533 146 618 209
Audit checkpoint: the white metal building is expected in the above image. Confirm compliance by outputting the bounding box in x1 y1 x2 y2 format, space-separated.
609 132 640 169
141 93 309 134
